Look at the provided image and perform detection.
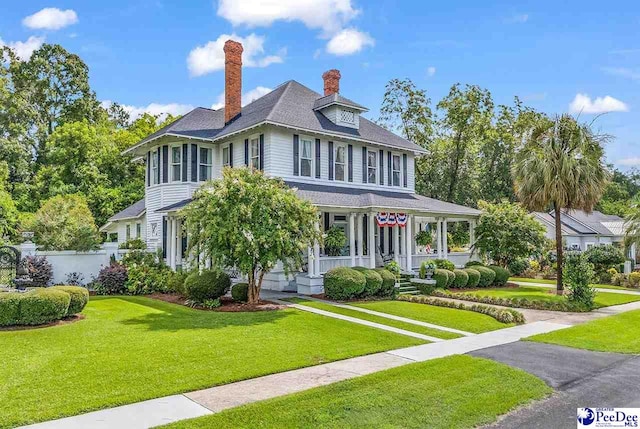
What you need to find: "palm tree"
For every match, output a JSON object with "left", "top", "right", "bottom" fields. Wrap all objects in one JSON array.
[
  {"left": 624, "top": 201, "right": 640, "bottom": 257},
  {"left": 512, "top": 114, "right": 609, "bottom": 293}
]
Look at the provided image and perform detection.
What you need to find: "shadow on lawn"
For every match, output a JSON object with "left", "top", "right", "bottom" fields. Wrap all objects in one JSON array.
[{"left": 115, "top": 296, "right": 293, "bottom": 332}]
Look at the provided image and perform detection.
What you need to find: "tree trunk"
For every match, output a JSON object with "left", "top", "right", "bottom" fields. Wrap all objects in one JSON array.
[
  {"left": 554, "top": 203, "right": 564, "bottom": 294},
  {"left": 247, "top": 271, "right": 259, "bottom": 305}
]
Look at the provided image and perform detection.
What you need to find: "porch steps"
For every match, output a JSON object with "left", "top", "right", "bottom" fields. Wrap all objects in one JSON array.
[{"left": 397, "top": 281, "right": 420, "bottom": 295}]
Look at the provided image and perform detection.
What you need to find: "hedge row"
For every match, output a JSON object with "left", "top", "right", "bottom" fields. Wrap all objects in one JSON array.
[
  {"left": 421, "top": 262, "right": 511, "bottom": 289},
  {"left": 0, "top": 286, "right": 89, "bottom": 327},
  {"left": 324, "top": 266, "right": 396, "bottom": 300},
  {"left": 430, "top": 289, "right": 587, "bottom": 312},
  {"left": 398, "top": 294, "right": 525, "bottom": 324}
]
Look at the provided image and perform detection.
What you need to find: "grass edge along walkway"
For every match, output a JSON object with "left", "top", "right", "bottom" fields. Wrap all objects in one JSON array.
[
  {"left": 511, "top": 277, "right": 640, "bottom": 293},
  {"left": 160, "top": 355, "right": 552, "bottom": 429}
]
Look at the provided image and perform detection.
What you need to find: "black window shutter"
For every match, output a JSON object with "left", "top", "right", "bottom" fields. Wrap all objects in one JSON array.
[
  {"left": 315, "top": 138, "right": 321, "bottom": 178},
  {"left": 244, "top": 139, "right": 249, "bottom": 166},
  {"left": 362, "top": 147, "right": 367, "bottom": 183},
  {"left": 229, "top": 142, "right": 233, "bottom": 166},
  {"left": 156, "top": 149, "right": 161, "bottom": 184},
  {"left": 348, "top": 144, "right": 353, "bottom": 182},
  {"left": 388, "top": 151, "right": 392, "bottom": 186},
  {"left": 259, "top": 134, "right": 265, "bottom": 170},
  {"left": 379, "top": 149, "right": 384, "bottom": 185},
  {"left": 146, "top": 151, "right": 151, "bottom": 186},
  {"left": 328, "top": 141, "right": 334, "bottom": 180},
  {"left": 162, "top": 217, "right": 167, "bottom": 259},
  {"left": 324, "top": 212, "right": 330, "bottom": 231},
  {"left": 293, "top": 134, "right": 299, "bottom": 176},
  {"left": 182, "top": 144, "right": 188, "bottom": 182},
  {"left": 162, "top": 145, "right": 168, "bottom": 183},
  {"left": 191, "top": 144, "right": 198, "bottom": 181},
  {"left": 403, "top": 154, "right": 408, "bottom": 187}
]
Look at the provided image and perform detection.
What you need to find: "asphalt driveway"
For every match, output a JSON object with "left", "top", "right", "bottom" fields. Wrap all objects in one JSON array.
[{"left": 469, "top": 341, "right": 640, "bottom": 429}]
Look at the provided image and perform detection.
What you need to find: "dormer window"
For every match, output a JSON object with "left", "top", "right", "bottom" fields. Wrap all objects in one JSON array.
[{"left": 340, "top": 110, "right": 355, "bottom": 124}]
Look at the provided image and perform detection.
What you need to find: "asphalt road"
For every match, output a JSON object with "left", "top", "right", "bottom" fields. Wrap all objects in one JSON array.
[{"left": 468, "top": 341, "right": 640, "bottom": 429}]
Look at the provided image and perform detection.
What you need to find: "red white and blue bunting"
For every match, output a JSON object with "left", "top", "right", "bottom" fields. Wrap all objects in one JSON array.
[{"left": 375, "top": 212, "right": 407, "bottom": 227}]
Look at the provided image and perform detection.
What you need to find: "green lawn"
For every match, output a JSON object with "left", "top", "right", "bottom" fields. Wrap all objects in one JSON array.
[
  {"left": 162, "top": 355, "right": 551, "bottom": 429},
  {"left": 511, "top": 277, "right": 639, "bottom": 292},
  {"left": 466, "top": 285, "right": 640, "bottom": 308},
  {"left": 528, "top": 309, "right": 640, "bottom": 353},
  {"left": 351, "top": 300, "right": 513, "bottom": 333},
  {"left": 0, "top": 296, "right": 423, "bottom": 429},
  {"left": 288, "top": 298, "right": 461, "bottom": 340}
]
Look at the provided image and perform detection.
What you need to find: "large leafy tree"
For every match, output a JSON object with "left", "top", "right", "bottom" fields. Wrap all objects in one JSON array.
[
  {"left": 184, "top": 168, "right": 322, "bottom": 304},
  {"left": 474, "top": 200, "right": 546, "bottom": 267},
  {"left": 512, "top": 114, "right": 610, "bottom": 292}
]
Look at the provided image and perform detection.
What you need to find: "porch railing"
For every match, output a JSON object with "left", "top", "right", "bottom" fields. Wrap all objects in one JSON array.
[{"left": 318, "top": 256, "right": 371, "bottom": 274}]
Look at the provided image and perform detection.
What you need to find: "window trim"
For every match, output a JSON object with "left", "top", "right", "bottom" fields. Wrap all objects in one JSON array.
[
  {"left": 391, "top": 152, "right": 402, "bottom": 187},
  {"left": 170, "top": 145, "right": 182, "bottom": 182},
  {"left": 126, "top": 224, "right": 131, "bottom": 241},
  {"left": 199, "top": 145, "right": 213, "bottom": 182},
  {"left": 367, "top": 149, "right": 377, "bottom": 184},
  {"left": 222, "top": 143, "right": 231, "bottom": 168},
  {"left": 136, "top": 223, "right": 142, "bottom": 238},
  {"left": 250, "top": 137, "right": 260, "bottom": 170},
  {"left": 151, "top": 149, "right": 159, "bottom": 185},
  {"left": 334, "top": 143, "right": 347, "bottom": 182},
  {"left": 299, "top": 137, "right": 314, "bottom": 178}
]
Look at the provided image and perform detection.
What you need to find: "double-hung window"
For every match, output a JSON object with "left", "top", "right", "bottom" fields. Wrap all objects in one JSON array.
[
  {"left": 171, "top": 147, "right": 181, "bottom": 182},
  {"left": 151, "top": 150, "right": 158, "bottom": 185},
  {"left": 367, "top": 150, "right": 377, "bottom": 184},
  {"left": 222, "top": 145, "right": 231, "bottom": 167},
  {"left": 335, "top": 145, "right": 346, "bottom": 181},
  {"left": 199, "top": 147, "right": 212, "bottom": 181},
  {"left": 126, "top": 224, "right": 131, "bottom": 241},
  {"left": 136, "top": 223, "right": 142, "bottom": 238},
  {"left": 250, "top": 138, "right": 260, "bottom": 170},
  {"left": 392, "top": 154, "right": 401, "bottom": 186},
  {"left": 300, "top": 139, "right": 313, "bottom": 177}
]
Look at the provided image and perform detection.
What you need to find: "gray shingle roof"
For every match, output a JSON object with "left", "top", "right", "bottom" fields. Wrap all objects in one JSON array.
[
  {"left": 312, "top": 93, "right": 368, "bottom": 111},
  {"left": 108, "top": 198, "right": 146, "bottom": 221},
  {"left": 126, "top": 81, "right": 424, "bottom": 154},
  {"left": 534, "top": 209, "right": 624, "bottom": 236}
]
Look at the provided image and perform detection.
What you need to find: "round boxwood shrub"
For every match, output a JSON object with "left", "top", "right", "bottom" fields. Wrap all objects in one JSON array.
[
  {"left": 231, "top": 282, "right": 249, "bottom": 302},
  {"left": 374, "top": 268, "right": 396, "bottom": 297},
  {"left": 508, "top": 259, "right": 528, "bottom": 276},
  {"left": 324, "top": 267, "right": 366, "bottom": 300},
  {"left": 465, "top": 261, "right": 484, "bottom": 268},
  {"left": 17, "top": 288, "right": 71, "bottom": 326},
  {"left": 488, "top": 266, "right": 511, "bottom": 286},
  {"left": 475, "top": 266, "right": 496, "bottom": 287},
  {"left": 433, "top": 259, "right": 456, "bottom": 271},
  {"left": 445, "top": 270, "right": 456, "bottom": 287},
  {"left": 352, "top": 267, "right": 383, "bottom": 297},
  {"left": 452, "top": 269, "right": 469, "bottom": 288},
  {"left": 464, "top": 268, "right": 481, "bottom": 288},
  {"left": 433, "top": 269, "right": 450, "bottom": 289},
  {"left": 184, "top": 270, "right": 231, "bottom": 303},
  {"left": 50, "top": 286, "right": 89, "bottom": 316}
]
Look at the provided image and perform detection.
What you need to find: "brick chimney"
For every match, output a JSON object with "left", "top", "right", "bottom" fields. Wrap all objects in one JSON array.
[
  {"left": 322, "top": 69, "right": 341, "bottom": 96},
  {"left": 224, "top": 40, "right": 243, "bottom": 123}
]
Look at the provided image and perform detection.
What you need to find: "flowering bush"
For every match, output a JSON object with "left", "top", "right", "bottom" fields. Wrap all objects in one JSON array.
[
  {"left": 24, "top": 256, "right": 53, "bottom": 287},
  {"left": 95, "top": 262, "right": 128, "bottom": 295}
]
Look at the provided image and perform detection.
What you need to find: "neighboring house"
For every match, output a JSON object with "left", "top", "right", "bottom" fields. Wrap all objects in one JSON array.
[
  {"left": 533, "top": 209, "right": 636, "bottom": 259},
  {"left": 101, "top": 199, "right": 146, "bottom": 244},
  {"left": 102, "top": 39, "right": 481, "bottom": 293}
]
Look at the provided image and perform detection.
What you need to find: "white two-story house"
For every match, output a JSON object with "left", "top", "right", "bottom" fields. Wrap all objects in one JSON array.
[{"left": 101, "top": 39, "right": 480, "bottom": 293}]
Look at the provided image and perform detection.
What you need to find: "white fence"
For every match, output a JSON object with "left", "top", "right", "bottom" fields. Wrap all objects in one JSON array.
[{"left": 18, "top": 242, "right": 128, "bottom": 285}]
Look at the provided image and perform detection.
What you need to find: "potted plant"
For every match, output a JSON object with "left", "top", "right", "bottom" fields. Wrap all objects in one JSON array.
[
  {"left": 324, "top": 226, "right": 347, "bottom": 256},
  {"left": 419, "top": 260, "right": 436, "bottom": 280},
  {"left": 415, "top": 230, "right": 432, "bottom": 247}
]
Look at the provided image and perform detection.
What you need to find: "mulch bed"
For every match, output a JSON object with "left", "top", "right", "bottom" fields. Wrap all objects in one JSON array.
[
  {"left": 0, "top": 314, "right": 85, "bottom": 332},
  {"left": 147, "top": 293, "right": 286, "bottom": 312}
]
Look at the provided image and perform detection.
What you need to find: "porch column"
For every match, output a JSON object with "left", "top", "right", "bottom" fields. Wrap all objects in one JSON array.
[
  {"left": 394, "top": 224, "right": 400, "bottom": 264},
  {"left": 313, "top": 220, "right": 321, "bottom": 277},
  {"left": 307, "top": 246, "right": 315, "bottom": 277},
  {"left": 405, "top": 214, "right": 413, "bottom": 272},
  {"left": 469, "top": 219, "right": 476, "bottom": 248},
  {"left": 166, "top": 216, "right": 173, "bottom": 267},
  {"left": 368, "top": 211, "right": 376, "bottom": 268},
  {"left": 176, "top": 218, "right": 183, "bottom": 268},
  {"left": 357, "top": 213, "right": 364, "bottom": 265},
  {"left": 442, "top": 218, "right": 448, "bottom": 260},
  {"left": 349, "top": 213, "right": 356, "bottom": 267},
  {"left": 168, "top": 218, "right": 176, "bottom": 269},
  {"left": 436, "top": 218, "right": 442, "bottom": 258}
]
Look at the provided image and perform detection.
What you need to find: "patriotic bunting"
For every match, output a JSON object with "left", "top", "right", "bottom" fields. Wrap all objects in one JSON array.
[
  {"left": 387, "top": 213, "right": 397, "bottom": 226},
  {"left": 375, "top": 212, "right": 388, "bottom": 227},
  {"left": 375, "top": 212, "right": 408, "bottom": 227},
  {"left": 396, "top": 213, "right": 407, "bottom": 227}
]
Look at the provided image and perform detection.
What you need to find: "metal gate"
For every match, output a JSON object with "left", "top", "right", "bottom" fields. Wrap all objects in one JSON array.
[{"left": 0, "top": 246, "right": 21, "bottom": 286}]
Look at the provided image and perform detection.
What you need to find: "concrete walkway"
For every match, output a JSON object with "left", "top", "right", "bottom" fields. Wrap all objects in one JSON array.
[
  {"left": 19, "top": 321, "right": 569, "bottom": 429},
  {"left": 512, "top": 280, "right": 640, "bottom": 296}
]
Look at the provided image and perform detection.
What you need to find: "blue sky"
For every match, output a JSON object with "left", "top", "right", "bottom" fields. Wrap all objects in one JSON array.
[{"left": 1, "top": 1, "right": 639, "bottom": 169}]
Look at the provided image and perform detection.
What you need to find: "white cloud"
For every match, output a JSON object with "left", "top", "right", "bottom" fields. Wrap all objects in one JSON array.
[
  {"left": 0, "top": 36, "right": 45, "bottom": 60},
  {"left": 23, "top": 8, "right": 78, "bottom": 30},
  {"left": 602, "top": 67, "right": 640, "bottom": 81},
  {"left": 101, "top": 100, "right": 194, "bottom": 121},
  {"left": 326, "top": 28, "right": 374, "bottom": 56},
  {"left": 569, "top": 93, "right": 629, "bottom": 114},
  {"left": 427, "top": 66, "right": 436, "bottom": 77},
  {"left": 217, "top": 0, "right": 359, "bottom": 35},
  {"left": 505, "top": 13, "right": 529, "bottom": 23},
  {"left": 211, "top": 86, "right": 273, "bottom": 110},
  {"left": 187, "top": 33, "right": 284, "bottom": 77},
  {"left": 617, "top": 157, "right": 640, "bottom": 166}
]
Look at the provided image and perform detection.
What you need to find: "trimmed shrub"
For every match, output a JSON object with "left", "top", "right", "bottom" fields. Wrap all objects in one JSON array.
[
  {"left": 374, "top": 268, "right": 396, "bottom": 297},
  {"left": 465, "top": 261, "right": 484, "bottom": 268},
  {"left": 231, "top": 282, "right": 249, "bottom": 302},
  {"left": 430, "top": 289, "right": 585, "bottom": 312},
  {"left": 168, "top": 270, "right": 189, "bottom": 296},
  {"left": 445, "top": 270, "right": 456, "bottom": 287},
  {"left": 452, "top": 269, "right": 469, "bottom": 288},
  {"left": 184, "top": 270, "right": 231, "bottom": 303},
  {"left": 17, "top": 288, "right": 70, "bottom": 325},
  {"left": 95, "top": 262, "right": 128, "bottom": 295},
  {"left": 24, "top": 256, "right": 53, "bottom": 287},
  {"left": 629, "top": 272, "right": 640, "bottom": 288},
  {"left": 488, "top": 266, "right": 511, "bottom": 286},
  {"left": 508, "top": 259, "right": 528, "bottom": 277},
  {"left": 433, "top": 269, "right": 450, "bottom": 289},
  {"left": 475, "top": 266, "right": 496, "bottom": 287},
  {"left": 324, "top": 267, "right": 366, "bottom": 300},
  {"left": 464, "top": 268, "right": 481, "bottom": 288},
  {"left": 352, "top": 267, "right": 383, "bottom": 297},
  {"left": 433, "top": 259, "right": 455, "bottom": 271},
  {"left": 0, "top": 293, "right": 21, "bottom": 326},
  {"left": 50, "top": 286, "right": 89, "bottom": 316}
]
